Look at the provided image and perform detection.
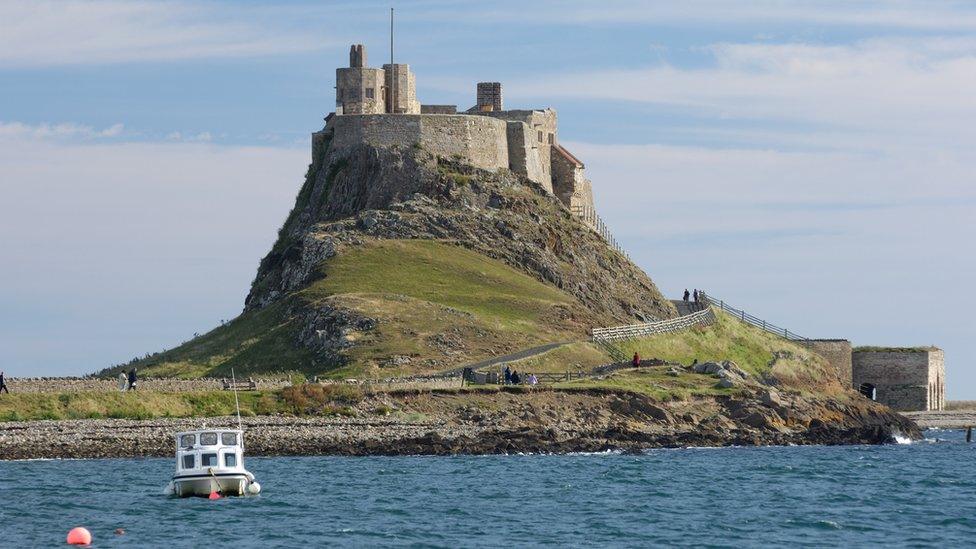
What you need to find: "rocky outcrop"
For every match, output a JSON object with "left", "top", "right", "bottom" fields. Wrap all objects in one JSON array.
[
  {"left": 246, "top": 143, "right": 675, "bottom": 326},
  {"left": 0, "top": 388, "right": 921, "bottom": 460}
]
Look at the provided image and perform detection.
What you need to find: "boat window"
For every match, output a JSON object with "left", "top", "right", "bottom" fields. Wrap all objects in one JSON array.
[
  {"left": 200, "top": 432, "right": 218, "bottom": 446},
  {"left": 221, "top": 432, "right": 238, "bottom": 446},
  {"left": 201, "top": 453, "right": 218, "bottom": 467},
  {"left": 180, "top": 434, "right": 196, "bottom": 447},
  {"left": 182, "top": 454, "right": 195, "bottom": 469},
  {"left": 224, "top": 453, "right": 237, "bottom": 467}
]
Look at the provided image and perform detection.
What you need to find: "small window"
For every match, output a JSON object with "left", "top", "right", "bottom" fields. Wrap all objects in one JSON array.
[
  {"left": 365, "top": 87, "right": 375, "bottom": 99},
  {"left": 537, "top": 130, "right": 544, "bottom": 142},
  {"left": 221, "top": 432, "right": 238, "bottom": 446},
  {"left": 201, "top": 453, "right": 218, "bottom": 467},
  {"left": 200, "top": 432, "right": 218, "bottom": 446},
  {"left": 179, "top": 434, "right": 196, "bottom": 447},
  {"left": 548, "top": 133, "right": 554, "bottom": 144},
  {"left": 182, "top": 454, "right": 195, "bottom": 469},
  {"left": 224, "top": 453, "right": 238, "bottom": 467}
]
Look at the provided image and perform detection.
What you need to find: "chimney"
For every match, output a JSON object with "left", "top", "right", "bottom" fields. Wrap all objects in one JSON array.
[
  {"left": 476, "top": 82, "right": 503, "bottom": 112},
  {"left": 349, "top": 44, "right": 366, "bottom": 68}
]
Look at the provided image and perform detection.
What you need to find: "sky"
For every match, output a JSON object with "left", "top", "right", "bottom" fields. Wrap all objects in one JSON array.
[{"left": 1, "top": 0, "right": 973, "bottom": 396}]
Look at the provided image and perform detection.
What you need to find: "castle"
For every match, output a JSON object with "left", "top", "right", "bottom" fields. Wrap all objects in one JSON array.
[{"left": 313, "top": 44, "right": 595, "bottom": 215}]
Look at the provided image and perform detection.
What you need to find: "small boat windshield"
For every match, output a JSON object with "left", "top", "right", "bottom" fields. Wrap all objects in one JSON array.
[{"left": 174, "top": 430, "right": 244, "bottom": 473}]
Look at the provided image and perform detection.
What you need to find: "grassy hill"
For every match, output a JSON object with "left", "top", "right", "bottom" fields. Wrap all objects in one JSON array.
[
  {"left": 494, "top": 310, "right": 841, "bottom": 397},
  {"left": 104, "top": 239, "right": 590, "bottom": 379}
]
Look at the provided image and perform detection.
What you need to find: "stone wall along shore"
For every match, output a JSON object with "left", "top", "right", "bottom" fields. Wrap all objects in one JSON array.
[{"left": 4, "top": 377, "right": 294, "bottom": 394}]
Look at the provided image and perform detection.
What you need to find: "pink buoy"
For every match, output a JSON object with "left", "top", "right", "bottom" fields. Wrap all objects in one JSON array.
[
  {"left": 66, "top": 527, "right": 92, "bottom": 545},
  {"left": 208, "top": 491, "right": 221, "bottom": 500}
]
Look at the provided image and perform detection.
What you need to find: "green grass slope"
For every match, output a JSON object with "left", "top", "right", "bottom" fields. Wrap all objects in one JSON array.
[
  {"left": 502, "top": 310, "right": 841, "bottom": 398},
  {"left": 106, "top": 239, "right": 589, "bottom": 379}
]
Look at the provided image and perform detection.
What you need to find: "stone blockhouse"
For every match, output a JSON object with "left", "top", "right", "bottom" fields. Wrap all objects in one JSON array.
[
  {"left": 851, "top": 348, "right": 945, "bottom": 411},
  {"left": 320, "top": 43, "right": 596, "bottom": 214}
]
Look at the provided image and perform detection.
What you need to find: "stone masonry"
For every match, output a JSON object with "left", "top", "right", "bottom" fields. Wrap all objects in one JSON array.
[
  {"left": 852, "top": 348, "right": 945, "bottom": 411},
  {"left": 801, "top": 339, "right": 853, "bottom": 388},
  {"left": 321, "top": 43, "right": 595, "bottom": 214}
]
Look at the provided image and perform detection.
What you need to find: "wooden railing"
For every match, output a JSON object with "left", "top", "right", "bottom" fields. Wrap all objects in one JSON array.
[
  {"left": 591, "top": 307, "right": 716, "bottom": 343},
  {"left": 571, "top": 205, "right": 628, "bottom": 258},
  {"left": 698, "top": 291, "right": 808, "bottom": 341}
]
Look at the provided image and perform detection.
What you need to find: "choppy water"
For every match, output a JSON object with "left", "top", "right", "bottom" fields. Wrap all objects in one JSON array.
[{"left": 1, "top": 430, "right": 974, "bottom": 547}]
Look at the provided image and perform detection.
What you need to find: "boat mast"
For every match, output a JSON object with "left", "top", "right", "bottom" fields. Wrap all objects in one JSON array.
[{"left": 231, "top": 367, "right": 243, "bottom": 433}]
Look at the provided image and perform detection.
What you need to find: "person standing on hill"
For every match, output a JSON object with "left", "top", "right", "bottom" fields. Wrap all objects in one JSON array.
[
  {"left": 683, "top": 289, "right": 690, "bottom": 301},
  {"left": 0, "top": 370, "right": 9, "bottom": 394},
  {"left": 632, "top": 352, "right": 641, "bottom": 367},
  {"left": 118, "top": 370, "right": 128, "bottom": 392},
  {"left": 504, "top": 365, "right": 512, "bottom": 385},
  {"left": 128, "top": 367, "right": 138, "bottom": 391},
  {"left": 693, "top": 289, "right": 699, "bottom": 303}
]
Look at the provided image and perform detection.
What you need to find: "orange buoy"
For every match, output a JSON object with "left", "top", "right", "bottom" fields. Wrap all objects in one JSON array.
[
  {"left": 66, "top": 527, "right": 92, "bottom": 545},
  {"left": 208, "top": 491, "right": 221, "bottom": 500}
]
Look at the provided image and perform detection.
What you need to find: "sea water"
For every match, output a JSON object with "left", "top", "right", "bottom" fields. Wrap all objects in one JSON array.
[{"left": 1, "top": 430, "right": 974, "bottom": 547}]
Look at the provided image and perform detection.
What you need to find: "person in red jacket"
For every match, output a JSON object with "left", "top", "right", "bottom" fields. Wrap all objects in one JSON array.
[{"left": 632, "top": 352, "right": 641, "bottom": 367}]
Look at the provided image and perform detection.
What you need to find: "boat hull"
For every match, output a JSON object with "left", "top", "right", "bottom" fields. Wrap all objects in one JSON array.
[{"left": 170, "top": 473, "right": 254, "bottom": 498}]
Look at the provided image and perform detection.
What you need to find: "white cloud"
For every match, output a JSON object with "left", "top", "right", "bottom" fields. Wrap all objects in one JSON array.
[
  {"left": 0, "top": 126, "right": 307, "bottom": 375},
  {"left": 0, "top": 0, "right": 329, "bottom": 67},
  {"left": 0, "top": 121, "right": 125, "bottom": 139},
  {"left": 416, "top": 0, "right": 976, "bottom": 31},
  {"left": 510, "top": 37, "right": 976, "bottom": 152}
]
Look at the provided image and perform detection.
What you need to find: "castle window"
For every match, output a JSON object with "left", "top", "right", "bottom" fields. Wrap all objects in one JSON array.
[
  {"left": 537, "top": 130, "right": 544, "bottom": 142},
  {"left": 548, "top": 133, "right": 554, "bottom": 144},
  {"left": 365, "top": 87, "right": 375, "bottom": 99}
]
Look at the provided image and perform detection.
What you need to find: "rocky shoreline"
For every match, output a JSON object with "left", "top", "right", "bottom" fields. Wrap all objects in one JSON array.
[{"left": 0, "top": 388, "right": 921, "bottom": 460}]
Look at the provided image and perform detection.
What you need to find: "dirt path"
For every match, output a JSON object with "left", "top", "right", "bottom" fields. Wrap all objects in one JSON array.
[{"left": 437, "top": 341, "right": 572, "bottom": 377}]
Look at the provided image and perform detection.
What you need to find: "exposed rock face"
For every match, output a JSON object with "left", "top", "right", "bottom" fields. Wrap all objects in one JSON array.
[
  {"left": 0, "top": 388, "right": 921, "bottom": 460},
  {"left": 246, "top": 143, "right": 675, "bottom": 326}
]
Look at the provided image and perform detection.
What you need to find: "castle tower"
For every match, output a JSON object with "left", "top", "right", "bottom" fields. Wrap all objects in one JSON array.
[
  {"left": 336, "top": 44, "right": 386, "bottom": 115},
  {"left": 476, "top": 82, "right": 503, "bottom": 112},
  {"left": 382, "top": 63, "right": 421, "bottom": 114}
]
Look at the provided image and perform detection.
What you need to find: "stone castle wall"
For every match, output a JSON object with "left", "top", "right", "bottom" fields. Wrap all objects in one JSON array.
[
  {"left": 505, "top": 121, "right": 548, "bottom": 191},
  {"left": 4, "top": 377, "right": 293, "bottom": 394},
  {"left": 330, "top": 114, "right": 510, "bottom": 174},
  {"left": 852, "top": 349, "right": 944, "bottom": 411},
  {"left": 800, "top": 339, "right": 853, "bottom": 388}
]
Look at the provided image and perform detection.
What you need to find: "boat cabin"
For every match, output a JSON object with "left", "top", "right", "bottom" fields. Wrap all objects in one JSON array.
[{"left": 174, "top": 429, "right": 246, "bottom": 474}]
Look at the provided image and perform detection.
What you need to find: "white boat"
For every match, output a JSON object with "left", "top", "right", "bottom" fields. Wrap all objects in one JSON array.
[{"left": 164, "top": 429, "right": 261, "bottom": 498}]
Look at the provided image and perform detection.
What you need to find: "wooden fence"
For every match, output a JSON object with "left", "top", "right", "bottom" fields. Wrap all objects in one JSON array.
[
  {"left": 591, "top": 307, "right": 716, "bottom": 343},
  {"left": 571, "top": 205, "right": 629, "bottom": 258},
  {"left": 698, "top": 292, "right": 808, "bottom": 341}
]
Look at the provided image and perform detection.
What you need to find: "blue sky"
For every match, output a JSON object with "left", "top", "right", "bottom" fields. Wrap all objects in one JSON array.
[{"left": 1, "top": 0, "right": 974, "bottom": 396}]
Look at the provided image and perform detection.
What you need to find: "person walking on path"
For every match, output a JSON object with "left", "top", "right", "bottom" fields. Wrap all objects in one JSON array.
[
  {"left": 632, "top": 352, "right": 641, "bottom": 367},
  {"left": 683, "top": 289, "right": 690, "bottom": 301},
  {"left": 0, "top": 370, "right": 9, "bottom": 394},
  {"left": 127, "top": 367, "right": 138, "bottom": 391},
  {"left": 504, "top": 365, "right": 512, "bottom": 385},
  {"left": 118, "top": 370, "right": 128, "bottom": 392},
  {"left": 511, "top": 370, "right": 521, "bottom": 385}
]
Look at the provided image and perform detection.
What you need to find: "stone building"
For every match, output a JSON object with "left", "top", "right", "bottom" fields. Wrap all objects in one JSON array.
[
  {"left": 320, "top": 43, "right": 596, "bottom": 215},
  {"left": 800, "top": 339, "right": 853, "bottom": 388},
  {"left": 799, "top": 339, "right": 948, "bottom": 412},
  {"left": 851, "top": 348, "right": 945, "bottom": 411},
  {"left": 335, "top": 44, "right": 420, "bottom": 115}
]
